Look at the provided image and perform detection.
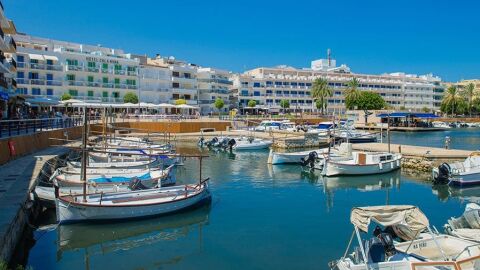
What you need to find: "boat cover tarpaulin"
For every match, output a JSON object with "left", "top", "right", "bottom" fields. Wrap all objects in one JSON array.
[
  {"left": 90, "top": 172, "right": 152, "bottom": 183},
  {"left": 350, "top": 205, "right": 429, "bottom": 233}
]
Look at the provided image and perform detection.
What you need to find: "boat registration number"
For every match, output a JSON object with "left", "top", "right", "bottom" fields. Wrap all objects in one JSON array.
[{"left": 413, "top": 242, "right": 427, "bottom": 249}]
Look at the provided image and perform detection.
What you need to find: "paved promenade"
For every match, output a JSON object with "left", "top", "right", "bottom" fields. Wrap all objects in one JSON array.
[
  {"left": 0, "top": 146, "right": 68, "bottom": 261},
  {"left": 352, "top": 143, "right": 472, "bottom": 159}
]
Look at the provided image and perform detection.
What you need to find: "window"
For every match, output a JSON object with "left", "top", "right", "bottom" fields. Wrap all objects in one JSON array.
[
  {"left": 102, "top": 91, "right": 108, "bottom": 97},
  {"left": 172, "top": 71, "right": 180, "bottom": 77},
  {"left": 102, "top": 77, "right": 108, "bottom": 83},
  {"left": 46, "top": 59, "right": 53, "bottom": 65},
  {"left": 127, "top": 66, "right": 136, "bottom": 72},
  {"left": 112, "top": 92, "right": 119, "bottom": 98},
  {"left": 126, "top": 79, "right": 136, "bottom": 85},
  {"left": 114, "top": 64, "right": 122, "bottom": 70},
  {"left": 66, "top": 74, "right": 75, "bottom": 81},
  {"left": 241, "top": 90, "right": 248, "bottom": 96},
  {"left": 68, "top": 89, "right": 78, "bottom": 96},
  {"left": 172, "top": 82, "right": 180, "bottom": 88},
  {"left": 87, "top": 62, "right": 96, "bottom": 68},
  {"left": 46, "top": 74, "right": 53, "bottom": 81},
  {"left": 66, "top": 59, "right": 78, "bottom": 66},
  {"left": 32, "top": 88, "right": 41, "bottom": 95},
  {"left": 173, "top": 94, "right": 180, "bottom": 99},
  {"left": 87, "top": 76, "right": 94, "bottom": 82},
  {"left": 184, "top": 73, "right": 191, "bottom": 79},
  {"left": 254, "top": 91, "right": 260, "bottom": 96},
  {"left": 29, "top": 72, "right": 39, "bottom": 79},
  {"left": 17, "top": 55, "right": 24, "bottom": 63},
  {"left": 87, "top": 90, "right": 94, "bottom": 97},
  {"left": 253, "top": 82, "right": 261, "bottom": 87},
  {"left": 114, "top": 78, "right": 120, "bottom": 85},
  {"left": 17, "top": 72, "right": 24, "bottom": 78},
  {"left": 102, "top": 63, "right": 108, "bottom": 70},
  {"left": 46, "top": 89, "right": 53, "bottom": 96}
]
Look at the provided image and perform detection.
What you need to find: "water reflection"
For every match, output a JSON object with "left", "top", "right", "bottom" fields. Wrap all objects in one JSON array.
[
  {"left": 432, "top": 184, "right": 480, "bottom": 203},
  {"left": 56, "top": 204, "right": 211, "bottom": 268}
]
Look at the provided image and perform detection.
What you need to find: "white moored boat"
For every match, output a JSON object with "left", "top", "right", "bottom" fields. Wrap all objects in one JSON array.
[
  {"left": 56, "top": 182, "right": 211, "bottom": 224},
  {"left": 267, "top": 148, "right": 328, "bottom": 165},
  {"left": 233, "top": 137, "right": 272, "bottom": 150},
  {"left": 67, "top": 158, "right": 159, "bottom": 169},
  {"left": 445, "top": 203, "right": 480, "bottom": 242},
  {"left": 332, "top": 205, "right": 480, "bottom": 270},
  {"left": 322, "top": 145, "right": 401, "bottom": 176},
  {"left": 53, "top": 165, "right": 174, "bottom": 188},
  {"left": 432, "top": 153, "right": 480, "bottom": 187}
]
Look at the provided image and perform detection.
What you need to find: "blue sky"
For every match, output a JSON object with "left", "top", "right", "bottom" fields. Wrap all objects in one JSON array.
[{"left": 5, "top": 0, "right": 479, "bottom": 81}]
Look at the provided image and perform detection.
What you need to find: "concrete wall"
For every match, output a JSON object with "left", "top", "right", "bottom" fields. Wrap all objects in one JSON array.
[{"left": 0, "top": 127, "right": 83, "bottom": 165}]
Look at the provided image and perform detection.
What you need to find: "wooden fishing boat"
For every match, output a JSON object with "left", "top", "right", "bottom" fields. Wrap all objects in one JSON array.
[
  {"left": 322, "top": 151, "right": 402, "bottom": 176},
  {"left": 56, "top": 181, "right": 211, "bottom": 224}
]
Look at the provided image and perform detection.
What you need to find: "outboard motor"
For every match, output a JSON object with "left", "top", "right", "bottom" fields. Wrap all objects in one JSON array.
[
  {"left": 433, "top": 163, "right": 451, "bottom": 185},
  {"left": 300, "top": 151, "right": 319, "bottom": 169},
  {"left": 377, "top": 233, "right": 396, "bottom": 257},
  {"left": 206, "top": 137, "right": 219, "bottom": 147},
  {"left": 219, "top": 137, "right": 229, "bottom": 149},
  {"left": 227, "top": 138, "right": 236, "bottom": 151},
  {"left": 128, "top": 178, "right": 149, "bottom": 190},
  {"left": 198, "top": 137, "right": 205, "bottom": 147}
]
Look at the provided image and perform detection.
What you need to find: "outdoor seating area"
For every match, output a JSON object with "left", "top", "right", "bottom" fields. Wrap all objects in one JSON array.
[{"left": 377, "top": 112, "right": 439, "bottom": 128}]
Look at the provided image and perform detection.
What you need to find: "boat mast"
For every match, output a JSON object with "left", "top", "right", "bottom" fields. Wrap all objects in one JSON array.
[{"left": 81, "top": 107, "right": 88, "bottom": 202}]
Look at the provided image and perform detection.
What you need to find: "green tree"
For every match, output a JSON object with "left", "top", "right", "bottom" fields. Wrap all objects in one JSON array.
[
  {"left": 247, "top": 100, "right": 256, "bottom": 107},
  {"left": 463, "top": 83, "right": 477, "bottom": 117},
  {"left": 344, "top": 77, "right": 361, "bottom": 110},
  {"left": 355, "top": 91, "right": 386, "bottom": 110},
  {"left": 123, "top": 92, "right": 139, "bottom": 104},
  {"left": 279, "top": 99, "right": 290, "bottom": 113},
  {"left": 175, "top": 99, "right": 187, "bottom": 105},
  {"left": 61, "top": 93, "right": 72, "bottom": 101},
  {"left": 214, "top": 98, "right": 225, "bottom": 113},
  {"left": 311, "top": 77, "right": 332, "bottom": 114},
  {"left": 422, "top": 107, "right": 431, "bottom": 113},
  {"left": 441, "top": 85, "right": 464, "bottom": 116}
]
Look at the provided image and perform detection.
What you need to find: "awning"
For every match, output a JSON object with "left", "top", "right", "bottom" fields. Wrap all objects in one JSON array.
[
  {"left": 156, "top": 103, "right": 176, "bottom": 108},
  {"left": 25, "top": 97, "right": 60, "bottom": 106},
  {"left": 350, "top": 205, "right": 429, "bottom": 233},
  {"left": 43, "top": 55, "right": 59, "bottom": 61},
  {"left": 377, "top": 112, "right": 439, "bottom": 119},
  {"left": 28, "top": 54, "right": 45, "bottom": 61},
  {"left": 176, "top": 104, "right": 199, "bottom": 109}
]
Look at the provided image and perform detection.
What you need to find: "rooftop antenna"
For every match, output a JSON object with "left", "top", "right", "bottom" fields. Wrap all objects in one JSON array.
[{"left": 327, "top": 48, "right": 331, "bottom": 67}]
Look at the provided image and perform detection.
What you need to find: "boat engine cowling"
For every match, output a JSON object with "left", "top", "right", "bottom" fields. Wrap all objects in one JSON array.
[
  {"left": 129, "top": 178, "right": 149, "bottom": 190},
  {"left": 227, "top": 138, "right": 236, "bottom": 150},
  {"left": 433, "top": 163, "right": 451, "bottom": 185},
  {"left": 300, "top": 151, "right": 318, "bottom": 169},
  {"left": 206, "top": 137, "right": 219, "bottom": 147}
]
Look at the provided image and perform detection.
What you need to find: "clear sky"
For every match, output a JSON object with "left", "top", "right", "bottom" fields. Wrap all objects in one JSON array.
[{"left": 5, "top": 0, "right": 479, "bottom": 82}]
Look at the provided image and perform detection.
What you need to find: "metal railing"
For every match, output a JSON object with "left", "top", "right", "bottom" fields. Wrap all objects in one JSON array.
[{"left": 0, "top": 116, "right": 98, "bottom": 138}]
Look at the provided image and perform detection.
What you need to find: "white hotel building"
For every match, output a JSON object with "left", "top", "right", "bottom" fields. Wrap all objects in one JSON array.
[
  {"left": 197, "top": 67, "right": 232, "bottom": 114},
  {"left": 14, "top": 34, "right": 139, "bottom": 103},
  {"left": 234, "top": 59, "right": 444, "bottom": 113}
]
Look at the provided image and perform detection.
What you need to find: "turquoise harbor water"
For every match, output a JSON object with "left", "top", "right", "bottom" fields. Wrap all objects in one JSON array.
[{"left": 26, "top": 129, "right": 480, "bottom": 270}]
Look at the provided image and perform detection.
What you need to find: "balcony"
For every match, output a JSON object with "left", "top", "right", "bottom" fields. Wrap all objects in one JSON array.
[
  {"left": 46, "top": 80, "right": 62, "bottom": 86},
  {"left": 87, "top": 67, "right": 99, "bottom": 73},
  {"left": 101, "top": 69, "right": 110, "bottom": 74},
  {"left": 66, "top": 80, "right": 84, "bottom": 86},
  {"left": 114, "top": 70, "right": 125, "bottom": 75},
  {"left": 16, "top": 78, "right": 27, "bottom": 85},
  {"left": 86, "top": 82, "right": 100, "bottom": 87},
  {"left": 66, "top": 65, "right": 83, "bottom": 71},
  {"left": 127, "top": 85, "right": 137, "bottom": 89},
  {"left": 30, "top": 63, "right": 45, "bottom": 70},
  {"left": 46, "top": 64, "right": 63, "bottom": 71},
  {"left": 127, "top": 71, "right": 137, "bottom": 76},
  {"left": 102, "top": 83, "right": 114, "bottom": 88},
  {"left": 17, "top": 62, "right": 25, "bottom": 68},
  {"left": 30, "top": 79, "right": 45, "bottom": 85}
]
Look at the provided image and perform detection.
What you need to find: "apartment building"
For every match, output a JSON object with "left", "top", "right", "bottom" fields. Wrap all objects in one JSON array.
[
  {"left": 136, "top": 55, "right": 171, "bottom": 104},
  {"left": 233, "top": 58, "right": 443, "bottom": 113},
  {"left": 15, "top": 34, "right": 139, "bottom": 103},
  {"left": 0, "top": 1, "right": 17, "bottom": 119},
  {"left": 197, "top": 67, "right": 232, "bottom": 114}
]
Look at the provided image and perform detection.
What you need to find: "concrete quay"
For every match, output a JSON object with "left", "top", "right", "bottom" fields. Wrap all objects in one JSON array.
[
  {"left": 0, "top": 146, "right": 68, "bottom": 263},
  {"left": 352, "top": 143, "right": 472, "bottom": 159}
]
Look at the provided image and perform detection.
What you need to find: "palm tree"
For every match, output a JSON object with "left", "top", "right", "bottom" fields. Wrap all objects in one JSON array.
[
  {"left": 442, "top": 85, "right": 463, "bottom": 116},
  {"left": 344, "top": 77, "right": 361, "bottom": 110},
  {"left": 463, "top": 83, "right": 477, "bottom": 117},
  {"left": 311, "top": 77, "right": 332, "bottom": 114}
]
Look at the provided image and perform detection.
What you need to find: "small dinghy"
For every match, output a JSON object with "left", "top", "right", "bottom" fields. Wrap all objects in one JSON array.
[
  {"left": 233, "top": 137, "right": 272, "bottom": 150},
  {"left": 56, "top": 181, "right": 211, "bottom": 224},
  {"left": 445, "top": 203, "right": 480, "bottom": 242},
  {"left": 433, "top": 153, "right": 480, "bottom": 187}
]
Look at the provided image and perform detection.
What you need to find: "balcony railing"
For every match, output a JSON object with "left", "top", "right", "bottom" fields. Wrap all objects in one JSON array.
[
  {"left": 66, "top": 80, "right": 84, "bottom": 86},
  {"left": 102, "top": 83, "right": 114, "bottom": 88},
  {"left": 30, "top": 63, "right": 45, "bottom": 70},
  {"left": 30, "top": 79, "right": 45, "bottom": 85},
  {"left": 127, "top": 85, "right": 137, "bottom": 89},
  {"left": 66, "top": 65, "right": 84, "bottom": 71},
  {"left": 17, "top": 78, "right": 27, "bottom": 84},
  {"left": 114, "top": 70, "right": 125, "bottom": 75},
  {"left": 86, "top": 82, "right": 100, "bottom": 87},
  {"left": 17, "top": 62, "right": 25, "bottom": 68},
  {"left": 127, "top": 71, "right": 137, "bottom": 76},
  {"left": 46, "top": 64, "right": 63, "bottom": 71},
  {"left": 101, "top": 69, "right": 109, "bottom": 74},
  {"left": 87, "top": 67, "right": 99, "bottom": 73},
  {"left": 46, "top": 80, "right": 62, "bottom": 86}
]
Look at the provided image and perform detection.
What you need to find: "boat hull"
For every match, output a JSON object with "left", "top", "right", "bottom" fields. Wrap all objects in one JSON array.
[
  {"left": 449, "top": 173, "right": 480, "bottom": 187},
  {"left": 323, "top": 159, "right": 401, "bottom": 176},
  {"left": 56, "top": 185, "right": 211, "bottom": 224}
]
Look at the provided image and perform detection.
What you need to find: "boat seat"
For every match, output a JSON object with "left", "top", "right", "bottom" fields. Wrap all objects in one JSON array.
[{"left": 365, "top": 237, "right": 386, "bottom": 263}]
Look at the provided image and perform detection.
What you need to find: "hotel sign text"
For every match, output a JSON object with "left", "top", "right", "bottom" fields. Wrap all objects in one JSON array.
[{"left": 86, "top": 57, "right": 119, "bottom": 64}]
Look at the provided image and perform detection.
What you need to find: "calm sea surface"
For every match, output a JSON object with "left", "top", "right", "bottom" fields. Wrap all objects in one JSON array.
[{"left": 26, "top": 129, "right": 480, "bottom": 270}]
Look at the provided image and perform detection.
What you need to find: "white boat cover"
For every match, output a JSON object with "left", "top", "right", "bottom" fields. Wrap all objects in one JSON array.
[{"left": 350, "top": 205, "right": 429, "bottom": 233}]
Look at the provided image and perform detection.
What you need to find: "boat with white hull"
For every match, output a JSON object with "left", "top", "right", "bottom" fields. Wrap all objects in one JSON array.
[
  {"left": 322, "top": 151, "right": 401, "bottom": 176},
  {"left": 268, "top": 148, "right": 328, "bottom": 164},
  {"left": 445, "top": 203, "right": 480, "bottom": 242},
  {"left": 233, "top": 137, "right": 272, "bottom": 150},
  {"left": 332, "top": 205, "right": 480, "bottom": 270},
  {"left": 433, "top": 154, "right": 480, "bottom": 187},
  {"left": 53, "top": 165, "right": 174, "bottom": 188},
  {"left": 56, "top": 182, "right": 211, "bottom": 224},
  {"left": 67, "top": 158, "right": 159, "bottom": 169}
]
